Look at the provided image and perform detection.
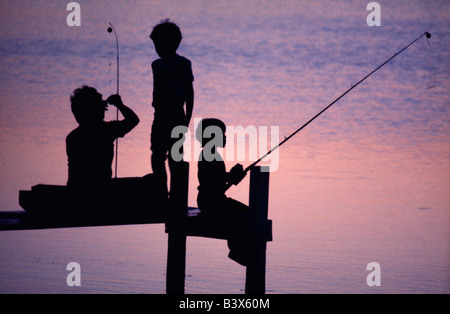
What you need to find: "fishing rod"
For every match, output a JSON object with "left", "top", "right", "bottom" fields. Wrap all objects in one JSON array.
[
  {"left": 227, "top": 31, "right": 431, "bottom": 190},
  {"left": 107, "top": 23, "right": 120, "bottom": 178}
]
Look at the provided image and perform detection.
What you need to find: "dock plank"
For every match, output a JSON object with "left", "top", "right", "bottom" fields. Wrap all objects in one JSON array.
[{"left": 0, "top": 210, "right": 167, "bottom": 231}]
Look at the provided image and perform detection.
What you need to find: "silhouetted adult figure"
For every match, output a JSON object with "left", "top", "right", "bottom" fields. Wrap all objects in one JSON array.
[
  {"left": 149, "top": 19, "right": 194, "bottom": 198},
  {"left": 66, "top": 85, "right": 139, "bottom": 189}
]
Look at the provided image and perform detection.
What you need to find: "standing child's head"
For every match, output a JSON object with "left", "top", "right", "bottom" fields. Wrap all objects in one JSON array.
[{"left": 150, "top": 19, "right": 182, "bottom": 59}]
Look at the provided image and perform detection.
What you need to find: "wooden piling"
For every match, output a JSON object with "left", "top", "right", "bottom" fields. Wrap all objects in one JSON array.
[
  {"left": 166, "top": 161, "right": 189, "bottom": 294},
  {"left": 245, "top": 166, "right": 270, "bottom": 294},
  {"left": 165, "top": 164, "right": 271, "bottom": 294}
]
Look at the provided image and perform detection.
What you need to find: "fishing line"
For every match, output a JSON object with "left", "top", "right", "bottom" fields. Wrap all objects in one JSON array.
[
  {"left": 107, "top": 23, "right": 120, "bottom": 178},
  {"left": 425, "top": 33, "right": 437, "bottom": 90},
  {"left": 225, "top": 31, "right": 432, "bottom": 191}
]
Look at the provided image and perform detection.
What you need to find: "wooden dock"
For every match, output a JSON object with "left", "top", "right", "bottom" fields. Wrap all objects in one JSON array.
[{"left": 0, "top": 164, "right": 272, "bottom": 294}]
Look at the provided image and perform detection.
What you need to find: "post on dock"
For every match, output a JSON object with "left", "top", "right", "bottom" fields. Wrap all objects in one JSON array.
[
  {"left": 245, "top": 166, "right": 270, "bottom": 294},
  {"left": 166, "top": 161, "right": 189, "bottom": 294}
]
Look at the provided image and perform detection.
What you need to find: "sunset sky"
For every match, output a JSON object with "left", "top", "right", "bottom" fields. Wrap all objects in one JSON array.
[{"left": 0, "top": 0, "right": 448, "bottom": 293}]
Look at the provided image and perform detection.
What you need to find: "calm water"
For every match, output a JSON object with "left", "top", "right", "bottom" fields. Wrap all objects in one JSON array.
[{"left": 0, "top": 0, "right": 449, "bottom": 293}]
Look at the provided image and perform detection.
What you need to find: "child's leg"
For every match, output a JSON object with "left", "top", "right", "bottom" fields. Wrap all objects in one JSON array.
[
  {"left": 151, "top": 150, "right": 168, "bottom": 190},
  {"left": 167, "top": 130, "right": 184, "bottom": 189},
  {"left": 150, "top": 118, "right": 170, "bottom": 196},
  {"left": 223, "top": 197, "right": 249, "bottom": 214},
  {"left": 223, "top": 198, "right": 250, "bottom": 266},
  {"left": 150, "top": 108, "right": 185, "bottom": 190}
]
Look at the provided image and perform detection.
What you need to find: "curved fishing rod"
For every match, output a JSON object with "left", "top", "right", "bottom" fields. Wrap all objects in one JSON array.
[
  {"left": 108, "top": 23, "right": 120, "bottom": 178},
  {"left": 227, "top": 31, "right": 431, "bottom": 191}
]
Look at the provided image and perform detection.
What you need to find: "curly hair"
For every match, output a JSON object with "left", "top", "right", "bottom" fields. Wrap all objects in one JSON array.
[
  {"left": 70, "top": 85, "right": 106, "bottom": 124},
  {"left": 149, "top": 19, "right": 183, "bottom": 50}
]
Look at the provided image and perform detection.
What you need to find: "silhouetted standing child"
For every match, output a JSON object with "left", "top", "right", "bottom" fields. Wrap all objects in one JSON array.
[
  {"left": 66, "top": 85, "right": 139, "bottom": 189},
  {"left": 149, "top": 19, "right": 194, "bottom": 197},
  {"left": 196, "top": 118, "right": 250, "bottom": 266}
]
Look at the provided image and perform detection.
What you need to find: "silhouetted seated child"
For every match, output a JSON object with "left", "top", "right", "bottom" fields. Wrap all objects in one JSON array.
[
  {"left": 196, "top": 118, "right": 250, "bottom": 266},
  {"left": 66, "top": 85, "right": 139, "bottom": 190}
]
